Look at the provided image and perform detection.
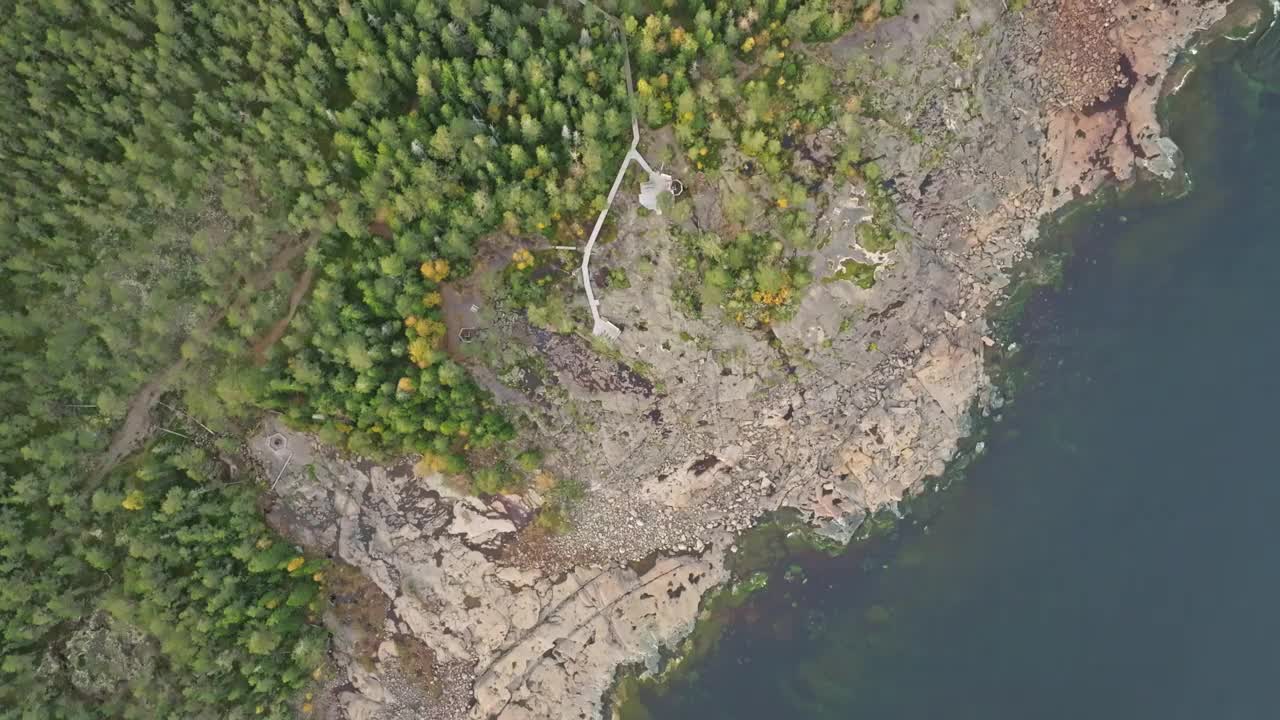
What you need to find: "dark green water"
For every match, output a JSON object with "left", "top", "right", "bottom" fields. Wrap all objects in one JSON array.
[{"left": 626, "top": 18, "right": 1280, "bottom": 720}]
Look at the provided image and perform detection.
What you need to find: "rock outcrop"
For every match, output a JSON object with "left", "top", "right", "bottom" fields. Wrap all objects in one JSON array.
[
  {"left": 254, "top": 0, "right": 1230, "bottom": 717},
  {"left": 255, "top": 426, "right": 728, "bottom": 720}
]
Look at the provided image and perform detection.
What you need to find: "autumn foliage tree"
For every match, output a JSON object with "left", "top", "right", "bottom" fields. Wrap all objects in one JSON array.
[{"left": 0, "top": 0, "right": 891, "bottom": 712}]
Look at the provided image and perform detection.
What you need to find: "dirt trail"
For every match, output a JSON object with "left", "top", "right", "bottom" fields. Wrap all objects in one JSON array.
[
  {"left": 440, "top": 282, "right": 480, "bottom": 360},
  {"left": 250, "top": 264, "right": 316, "bottom": 365},
  {"left": 92, "top": 234, "right": 316, "bottom": 484}
]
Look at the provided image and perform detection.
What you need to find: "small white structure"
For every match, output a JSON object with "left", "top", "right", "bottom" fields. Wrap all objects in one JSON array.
[{"left": 639, "top": 171, "right": 675, "bottom": 213}]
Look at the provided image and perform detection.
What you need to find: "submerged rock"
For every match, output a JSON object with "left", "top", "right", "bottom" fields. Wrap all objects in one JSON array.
[{"left": 815, "top": 511, "right": 868, "bottom": 546}]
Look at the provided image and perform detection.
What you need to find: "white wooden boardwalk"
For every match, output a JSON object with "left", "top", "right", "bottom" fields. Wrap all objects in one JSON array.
[{"left": 574, "top": 0, "right": 672, "bottom": 340}]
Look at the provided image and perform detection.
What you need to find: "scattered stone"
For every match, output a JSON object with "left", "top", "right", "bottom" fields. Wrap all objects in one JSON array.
[{"left": 250, "top": 1, "right": 1226, "bottom": 717}]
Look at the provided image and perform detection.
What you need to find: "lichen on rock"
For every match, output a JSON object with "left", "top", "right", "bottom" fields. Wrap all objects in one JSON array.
[{"left": 253, "top": 0, "right": 1230, "bottom": 717}]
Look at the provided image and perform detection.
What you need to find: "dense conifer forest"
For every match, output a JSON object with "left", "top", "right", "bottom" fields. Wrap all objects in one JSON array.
[{"left": 0, "top": 0, "right": 891, "bottom": 714}]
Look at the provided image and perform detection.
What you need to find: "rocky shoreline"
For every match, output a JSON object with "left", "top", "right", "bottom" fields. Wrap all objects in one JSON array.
[{"left": 254, "top": 1, "right": 1236, "bottom": 718}]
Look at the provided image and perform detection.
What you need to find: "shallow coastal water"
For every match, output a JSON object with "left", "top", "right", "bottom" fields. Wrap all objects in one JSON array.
[{"left": 624, "top": 20, "right": 1280, "bottom": 720}]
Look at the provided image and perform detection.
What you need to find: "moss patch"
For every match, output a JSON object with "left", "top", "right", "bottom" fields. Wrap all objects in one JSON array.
[{"left": 827, "top": 259, "right": 877, "bottom": 288}]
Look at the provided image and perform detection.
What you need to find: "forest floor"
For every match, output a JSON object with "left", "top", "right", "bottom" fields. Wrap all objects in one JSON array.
[
  {"left": 94, "top": 232, "right": 315, "bottom": 483},
  {"left": 251, "top": 264, "right": 317, "bottom": 365},
  {"left": 441, "top": 255, "right": 504, "bottom": 361}
]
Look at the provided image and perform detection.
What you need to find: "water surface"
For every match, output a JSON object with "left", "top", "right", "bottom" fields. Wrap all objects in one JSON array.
[{"left": 627, "top": 19, "right": 1280, "bottom": 720}]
